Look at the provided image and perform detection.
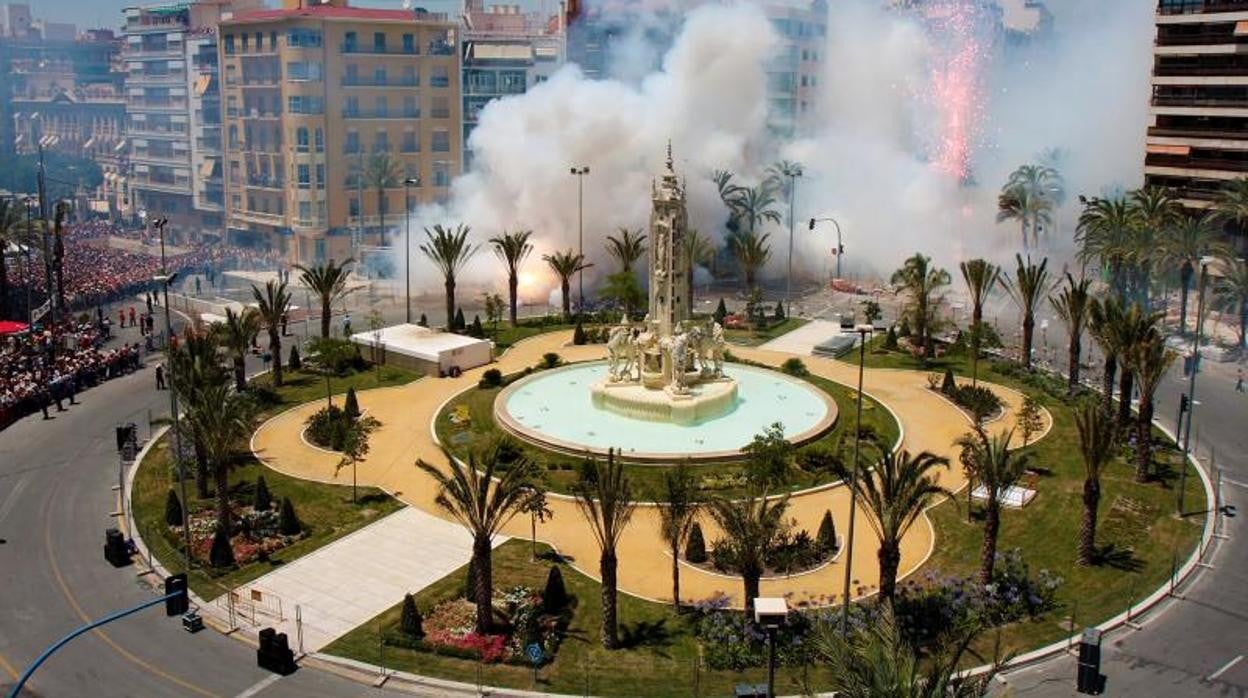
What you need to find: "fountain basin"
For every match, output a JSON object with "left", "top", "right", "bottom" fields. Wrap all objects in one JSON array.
[{"left": 591, "top": 375, "right": 739, "bottom": 425}]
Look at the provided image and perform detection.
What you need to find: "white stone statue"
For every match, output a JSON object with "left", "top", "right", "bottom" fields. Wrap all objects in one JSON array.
[
  {"left": 606, "top": 319, "right": 637, "bottom": 382},
  {"left": 664, "top": 326, "right": 691, "bottom": 394},
  {"left": 710, "top": 321, "right": 726, "bottom": 377}
]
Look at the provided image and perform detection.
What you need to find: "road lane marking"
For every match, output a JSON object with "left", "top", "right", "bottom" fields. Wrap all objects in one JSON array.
[
  {"left": 234, "top": 673, "right": 282, "bottom": 698},
  {"left": 0, "top": 649, "right": 19, "bottom": 679},
  {"left": 1207, "top": 654, "right": 1243, "bottom": 682},
  {"left": 40, "top": 478, "right": 220, "bottom": 698},
  {"left": 1222, "top": 477, "right": 1248, "bottom": 490},
  {"left": 0, "top": 476, "right": 28, "bottom": 525}
]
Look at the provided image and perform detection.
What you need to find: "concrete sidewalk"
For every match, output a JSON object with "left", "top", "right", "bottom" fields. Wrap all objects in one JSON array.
[
  {"left": 229, "top": 507, "right": 506, "bottom": 652},
  {"left": 758, "top": 319, "right": 844, "bottom": 355}
]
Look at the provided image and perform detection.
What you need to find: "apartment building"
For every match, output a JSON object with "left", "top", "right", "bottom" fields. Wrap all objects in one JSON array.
[
  {"left": 219, "top": 0, "right": 462, "bottom": 264},
  {"left": 122, "top": 0, "right": 260, "bottom": 237},
  {"left": 764, "top": 0, "right": 828, "bottom": 137},
  {"left": 1145, "top": 0, "right": 1248, "bottom": 230}
]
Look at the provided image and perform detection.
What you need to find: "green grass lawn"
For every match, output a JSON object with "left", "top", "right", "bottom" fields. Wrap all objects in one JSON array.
[
  {"left": 723, "top": 316, "right": 810, "bottom": 347},
  {"left": 855, "top": 336, "right": 1207, "bottom": 660},
  {"left": 436, "top": 364, "right": 901, "bottom": 501},
  {"left": 324, "top": 539, "right": 837, "bottom": 697},
  {"left": 131, "top": 366, "right": 419, "bottom": 601}
]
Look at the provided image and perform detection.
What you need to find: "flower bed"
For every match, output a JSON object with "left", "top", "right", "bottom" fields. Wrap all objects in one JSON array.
[
  {"left": 702, "top": 522, "right": 835, "bottom": 578},
  {"left": 181, "top": 504, "right": 304, "bottom": 566}
]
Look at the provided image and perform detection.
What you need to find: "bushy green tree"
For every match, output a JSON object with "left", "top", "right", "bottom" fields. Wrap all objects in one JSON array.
[
  {"left": 741, "top": 422, "right": 794, "bottom": 488},
  {"left": 279, "top": 497, "right": 301, "bottom": 535},
  {"left": 164, "top": 489, "right": 183, "bottom": 528},
  {"left": 253, "top": 475, "right": 272, "bottom": 512},
  {"left": 884, "top": 326, "right": 898, "bottom": 350},
  {"left": 469, "top": 314, "right": 484, "bottom": 338},
  {"left": 685, "top": 522, "right": 707, "bottom": 563},
  {"left": 773, "top": 300, "right": 786, "bottom": 321}
]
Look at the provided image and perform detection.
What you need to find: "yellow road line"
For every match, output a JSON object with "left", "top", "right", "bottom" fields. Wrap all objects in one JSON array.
[{"left": 0, "top": 648, "right": 19, "bottom": 680}]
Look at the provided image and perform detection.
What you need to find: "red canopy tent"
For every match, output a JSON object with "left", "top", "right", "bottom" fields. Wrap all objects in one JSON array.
[{"left": 0, "top": 320, "right": 30, "bottom": 335}]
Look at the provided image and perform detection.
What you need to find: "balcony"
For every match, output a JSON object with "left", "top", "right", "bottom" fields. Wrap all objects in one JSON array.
[
  {"left": 132, "top": 177, "right": 192, "bottom": 195},
  {"left": 244, "top": 177, "right": 286, "bottom": 190},
  {"left": 239, "top": 78, "right": 282, "bottom": 89},
  {"left": 1155, "top": 28, "right": 1246, "bottom": 47},
  {"left": 341, "top": 77, "right": 420, "bottom": 88},
  {"left": 1146, "top": 152, "right": 1248, "bottom": 172},
  {"left": 1158, "top": 1, "right": 1248, "bottom": 16},
  {"left": 127, "top": 125, "right": 189, "bottom": 138},
  {"left": 229, "top": 109, "right": 283, "bottom": 120},
  {"left": 1153, "top": 94, "right": 1248, "bottom": 108},
  {"left": 131, "top": 151, "right": 190, "bottom": 166},
  {"left": 341, "top": 109, "right": 419, "bottom": 120},
  {"left": 1155, "top": 63, "right": 1248, "bottom": 77},
  {"left": 235, "top": 209, "right": 285, "bottom": 225},
  {"left": 127, "top": 98, "right": 189, "bottom": 112},
  {"left": 339, "top": 44, "right": 419, "bottom": 56},
  {"left": 128, "top": 72, "right": 187, "bottom": 85},
  {"left": 430, "top": 77, "right": 450, "bottom": 88}
]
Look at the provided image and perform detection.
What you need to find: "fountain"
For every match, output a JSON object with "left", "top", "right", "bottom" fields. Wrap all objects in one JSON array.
[{"left": 493, "top": 146, "right": 836, "bottom": 463}]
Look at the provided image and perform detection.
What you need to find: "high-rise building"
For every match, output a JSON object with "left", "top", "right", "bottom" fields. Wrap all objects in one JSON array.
[
  {"left": 218, "top": 0, "right": 462, "bottom": 264},
  {"left": 2, "top": 4, "right": 33, "bottom": 38},
  {"left": 1145, "top": 0, "right": 1248, "bottom": 228},
  {"left": 764, "top": 0, "right": 827, "bottom": 137},
  {"left": 122, "top": 0, "right": 262, "bottom": 237}
]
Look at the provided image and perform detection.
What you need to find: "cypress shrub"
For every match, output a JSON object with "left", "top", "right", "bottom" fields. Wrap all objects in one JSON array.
[
  {"left": 164, "top": 488, "right": 183, "bottom": 528},
  {"left": 542, "top": 566, "right": 569, "bottom": 613},
  {"left": 714, "top": 298, "right": 728, "bottom": 325},
  {"left": 773, "top": 301, "right": 785, "bottom": 321},
  {"left": 816, "top": 510, "right": 837, "bottom": 554},
  {"left": 685, "top": 522, "right": 708, "bottom": 563},
  {"left": 470, "top": 315, "right": 484, "bottom": 338},
  {"left": 941, "top": 368, "right": 957, "bottom": 395},
  {"left": 209, "top": 525, "right": 235, "bottom": 568},
  {"left": 453, "top": 307, "right": 466, "bottom": 331},
  {"left": 418, "top": 313, "right": 428, "bottom": 327},
  {"left": 253, "top": 475, "right": 272, "bottom": 512},
  {"left": 279, "top": 497, "right": 301, "bottom": 535},
  {"left": 344, "top": 387, "right": 361, "bottom": 421},
  {"left": 572, "top": 320, "right": 587, "bottom": 346},
  {"left": 400, "top": 593, "right": 424, "bottom": 640},
  {"left": 288, "top": 345, "right": 302, "bottom": 370},
  {"left": 884, "top": 326, "right": 898, "bottom": 350}
]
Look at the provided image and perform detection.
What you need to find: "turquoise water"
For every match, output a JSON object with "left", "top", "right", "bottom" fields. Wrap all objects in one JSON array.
[{"left": 501, "top": 362, "right": 832, "bottom": 457}]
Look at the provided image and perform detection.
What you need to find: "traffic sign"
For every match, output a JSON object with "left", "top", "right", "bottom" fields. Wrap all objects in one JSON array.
[{"left": 526, "top": 642, "right": 543, "bottom": 665}]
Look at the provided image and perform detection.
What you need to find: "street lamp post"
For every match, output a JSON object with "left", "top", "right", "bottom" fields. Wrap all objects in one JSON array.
[
  {"left": 1178, "top": 256, "right": 1218, "bottom": 516},
  {"left": 22, "top": 197, "right": 35, "bottom": 326},
  {"left": 402, "top": 177, "right": 420, "bottom": 325},
  {"left": 782, "top": 164, "right": 802, "bottom": 318},
  {"left": 754, "top": 598, "right": 788, "bottom": 698},
  {"left": 841, "top": 324, "right": 873, "bottom": 635},
  {"left": 569, "top": 166, "right": 589, "bottom": 318},
  {"left": 152, "top": 216, "right": 192, "bottom": 571},
  {"left": 808, "top": 217, "right": 844, "bottom": 281}
]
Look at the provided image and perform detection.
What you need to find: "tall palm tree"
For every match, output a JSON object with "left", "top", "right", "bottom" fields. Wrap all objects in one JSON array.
[
  {"left": 420, "top": 224, "right": 478, "bottom": 329},
  {"left": 959, "top": 259, "right": 1000, "bottom": 386},
  {"left": 1113, "top": 303, "right": 1164, "bottom": 433},
  {"left": 418, "top": 440, "right": 540, "bottom": 635},
  {"left": 296, "top": 258, "right": 355, "bottom": 338},
  {"left": 488, "top": 230, "right": 533, "bottom": 327},
  {"left": 1003, "top": 163, "right": 1063, "bottom": 250},
  {"left": 543, "top": 249, "right": 590, "bottom": 322},
  {"left": 891, "top": 253, "right": 951, "bottom": 358},
  {"left": 996, "top": 185, "right": 1033, "bottom": 252},
  {"left": 219, "top": 307, "right": 260, "bottom": 392},
  {"left": 838, "top": 449, "right": 951, "bottom": 602},
  {"left": 1129, "top": 331, "right": 1176, "bottom": 482},
  {"left": 1214, "top": 256, "right": 1248, "bottom": 348},
  {"left": 1156, "top": 214, "right": 1225, "bottom": 335},
  {"left": 684, "top": 228, "right": 715, "bottom": 304},
  {"left": 729, "top": 231, "right": 772, "bottom": 291},
  {"left": 1050, "top": 273, "right": 1093, "bottom": 394},
  {"left": 955, "top": 428, "right": 1032, "bottom": 585},
  {"left": 1074, "top": 401, "right": 1116, "bottom": 566},
  {"left": 168, "top": 326, "right": 229, "bottom": 499},
  {"left": 605, "top": 227, "right": 647, "bottom": 275},
  {"left": 357, "top": 153, "right": 402, "bottom": 244},
  {"left": 252, "top": 279, "right": 292, "bottom": 387},
  {"left": 712, "top": 169, "right": 744, "bottom": 232},
  {"left": 1212, "top": 176, "right": 1248, "bottom": 235},
  {"left": 1087, "top": 296, "right": 1124, "bottom": 416},
  {"left": 572, "top": 449, "right": 637, "bottom": 649},
  {"left": 1077, "top": 196, "right": 1138, "bottom": 301},
  {"left": 1003, "top": 254, "right": 1051, "bottom": 371},
  {"left": 729, "top": 184, "right": 782, "bottom": 237},
  {"left": 658, "top": 463, "right": 700, "bottom": 610},
  {"left": 706, "top": 490, "right": 789, "bottom": 618},
  {"left": 1128, "top": 186, "right": 1183, "bottom": 307},
  {"left": 185, "top": 381, "right": 255, "bottom": 547}
]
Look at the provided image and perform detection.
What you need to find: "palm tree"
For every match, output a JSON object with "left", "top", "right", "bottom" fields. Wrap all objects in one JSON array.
[
  {"left": 572, "top": 449, "right": 637, "bottom": 649},
  {"left": 955, "top": 429, "right": 1032, "bottom": 585},
  {"left": 729, "top": 184, "right": 782, "bottom": 237},
  {"left": 1128, "top": 186, "right": 1183, "bottom": 307},
  {"left": 996, "top": 185, "right": 1032, "bottom": 252},
  {"left": 1050, "top": 273, "right": 1093, "bottom": 394},
  {"left": 684, "top": 228, "right": 715, "bottom": 304},
  {"left": 811, "top": 606, "right": 998, "bottom": 698},
  {"left": 890, "top": 253, "right": 951, "bottom": 358},
  {"left": 605, "top": 227, "right": 647, "bottom": 275},
  {"left": 1114, "top": 303, "right": 1164, "bottom": 433},
  {"left": 729, "top": 232, "right": 771, "bottom": 291},
  {"left": 489, "top": 230, "right": 533, "bottom": 327},
  {"left": 706, "top": 490, "right": 789, "bottom": 618},
  {"left": 543, "top": 249, "right": 590, "bottom": 322},
  {"left": 357, "top": 153, "right": 402, "bottom": 244},
  {"left": 296, "top": 258, "right": 355, "bottom": 338},
  {"left": 185, "top": 381, "right": 255, "bottom": 545},
  {"left": 1077, "top": 196, "right": 1138, "bottom": 301},
  {"left": 420, "top": 224, "right": 478, "bottom": 329},
  {"left": 1087, "top": 296, "right": 1124, "bottom": 416},
  {"left": 658, "top": 463, "right": 700, "bottom": 610},
  {"left": 959, "top": 259, "right": 1000, "bottom": 386},
  {"left": 1214, "top": 256, "right": 1248, "bottom": 348},
  {"left": 838, "top": 449, "right": 951, "bottom": 602},
  {"left": 417, "top": 440, "right": 540, "bottom": 635},
  {"left": 1074, "top": 401, "right": 1116, "bottom": 566},
  {"left": 1213, "top": 176, "right": 1248, "bottom": 231},
  {"left": 1129, "top": 331, "right": 1176, "bottom": 482},
  {"left": 219, "top": 307, "right": 260, "bottom": 392},
  {"left": 1003, "top": 255, "right": 1051, "bottom": 371},
  {"left": 1002, "top": 163, "right": 1063, "bottom": 250},
  {"left": 168, "top": 326, "right": 229, "bottom": 500},
  {"left": 1155, "top": 215, "right": 1225, "bottom": 335},
  {"left": 252, "top": 279, "right": 292, "bottom": 387}
]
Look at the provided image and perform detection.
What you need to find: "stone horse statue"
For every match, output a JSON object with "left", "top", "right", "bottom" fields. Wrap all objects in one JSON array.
[
  {"left": 606, "top": 322, "right": 637, "bottom": 382},
  {"left": 663, "top": 327, "right": 692, "bottom": 394}
]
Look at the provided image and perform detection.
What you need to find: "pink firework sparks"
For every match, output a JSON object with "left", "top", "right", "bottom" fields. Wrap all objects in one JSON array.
[{"left": 924, "top": 0, "right": 988, "bottom": 181}]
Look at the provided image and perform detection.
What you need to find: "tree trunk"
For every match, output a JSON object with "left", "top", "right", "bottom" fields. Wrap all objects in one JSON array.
[
  {"left": 269, "top": 329, "right": 283, "bottom": 387},
  {"left": 878, "top": 542, "right": 900, "bottom": 603},
  {"left": 194, "top": 438, "right": 210, "bottom": 499},
  {"left": 1178, "top": 264, "right": 1192, "bottom": 335},
  {"left": 508, "top": 273, "right": 519, "bottom": 326},
  {"left": 1239, "top": 299, "right": 1247, "bottom": 348},
  {"left": 1078, "top": 478, "right": 1099, "bottom": 565},
  {"left": 1116, "top": 369, "right": 1134, "bottom": 434},
  {"left": 378, "top": 188, "right": 387, "bottom": 246},
  {"left": 561, "top": 279, "right": 571, "bottom": 322},
  {"left": 445, "top": 279, "right": 456, "bottom": 330},
  {"left": 1068, "top": 334, "right": 1081, "bottom": 394},
  {"left": 742, "top": 566, "right": 761, "bottom": 620},
  {"left": 320, "top": 297, "right": 331, "bottom": 338},
  {"left": 472, "top": 535, "right": 494, "bottom": 635},
  {"left": 1101, "top": 356, "right": 1116, "bottom": 416},
  {"left": 1135, "top": 398, "right": 1154, "bottom": 483},
  {"left": 670, "top": 542, "right": 681, "bottom": 610},
  {"left": 979, "top": 502, "right": 1000, "bottom": 586},
  {"left": 601, "top": 551, "right": 620, "bottom": 649},
  {"left": 1020, "top": 218, "right": 1028, "bottom": 252},
  {"left": 214, "top": 460, "right": 231, "bottom": 536},
  {"left": 234, "top": 355, "right": 247, "bottom": 393},
  {"left": 1021, "top": 313, "right": 1035, "bottom": 370}
]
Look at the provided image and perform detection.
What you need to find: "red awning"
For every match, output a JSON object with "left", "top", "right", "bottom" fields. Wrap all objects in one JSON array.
[{"left": 0, "top": 320, "right": 30, "bottom": 335}]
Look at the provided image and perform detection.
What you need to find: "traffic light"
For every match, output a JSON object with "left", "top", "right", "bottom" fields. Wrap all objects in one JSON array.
[
  {"left": 1179, "top": 394, "right": 1189, "bottom": 413},
  {"left": 165, "top": 573, "right": 188, "bottom": 616}
]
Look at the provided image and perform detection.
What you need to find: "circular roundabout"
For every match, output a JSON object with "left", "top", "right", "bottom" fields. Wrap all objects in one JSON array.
[{"left": 494, "top": 360, "right": 838, "bottom": 463}]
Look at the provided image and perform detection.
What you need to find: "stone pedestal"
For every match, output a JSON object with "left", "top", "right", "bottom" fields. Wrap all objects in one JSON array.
[{"left": 591, "top": 376, "right": 738, "bottom": 425}]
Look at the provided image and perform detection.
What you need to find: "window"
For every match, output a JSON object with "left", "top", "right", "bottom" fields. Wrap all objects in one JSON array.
[
  {"left": 296, "top": 127, "right": 309, "bottom": 152},
  {"left": 255, "top": 33, "right": 263, "bottom": 51},
  {"left": 402, "top": 33, "right": 415, "bottom": 54},
  {"left": 241, "top": 34, "right": 249, "bottom": 51},
  {"left": 374, "top": 130, "right": 390, "bottom": 153},
  {"left": 345, "top": 64, "right": 359, "bottom": 84},
  {"left": 344, "top": 31, "right": 357, "bottom": 52},
  {"left": 345, "top": 130, "right": 360, "bottom": 153},
  {"left": 375, "top": 96, "right": 388, "bottom": 118},
  {"left": 224, "top": 34, "right": 235, "bottom": 54},
  {"left": 373, "top": 32, "right": 386, "bottom": 53},
  {"left": 315, "top": 164, "right": 325, "bottom": 189},
  {"left": 431, "top": 66, "right": 449, "bottom": 88},
  {"left": 405, "top": 162, "right": 420, "bottom": 181},
  {"left": 227, "top": 125, "right": 238, "bottom": 149},
  {"left": 402, "top": 65, "right": 418, "bottom": 86},
  {"left": 499, "top": 70, "right": 525, "bottom": 94},
  {"left": 287, "top": 29, "right": 322, "bottom": 47},
  {"left": 431, "top": 96, "right": 449, "bottom": 119},
  {"left": 287, "top": 61, "right": 322, "bottom": 81},
  {"left": 314, "top": 128, "right": 324, "bottom": 152},
  {"left": 344, "top": 96, "right": 359, "bottom": 116},
  {"left": 270, "top": 31, "right": 277, "bottom": 49},
  {"left": 433, "top": 162, "right": 449, "bottom": 187},
  {"left": 349, "top": 197, "right": 360, "bottom": 216},
  {"left": 431, "top": 130, "right": 450, "bottom": 152},
  {"left": 401, "top": 129, "right": 418, "bottom": 153},
  {"left": 404, "top": 95, "right": 419, "bottom": 118},
  {"left": 374, "top": 67, "right": 386, "bottom": 85},
  {"left": 298, "top": 201, "right": 312, "bottom": 223},
  {"left": 287, "top": 95, "right": 323, "bottom": 114}
]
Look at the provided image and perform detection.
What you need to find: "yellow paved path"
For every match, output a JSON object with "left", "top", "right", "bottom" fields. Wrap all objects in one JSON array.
[{"left": 251, "top": 331, "right": 1048, "bottom": 609}]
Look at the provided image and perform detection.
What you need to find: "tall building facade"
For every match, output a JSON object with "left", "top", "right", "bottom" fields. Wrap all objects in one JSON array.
[
  {"left": 219, "top": 0, "right": 462, "bottom": 264},
  {"left": 764, "top": 0, "right": 827, "bottom": 137},
  {"left": 1145, "top": 0, "right": 1248, "bottom": 227}
]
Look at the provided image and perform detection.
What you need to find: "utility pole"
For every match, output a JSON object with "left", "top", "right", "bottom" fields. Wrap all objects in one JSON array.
[
  {"left": 403, "top": 176, "right": 419, "bottom": 324},
  {"left": 36, "top": 139, "right": 56, "bottom": 336},
  {"left": 841, "top": 325, "right": 873, "bottom": 635},
  {"left": 570, "top": 166, "right": 589, "bottom": 318},
  {"left": 153, "top": 216, "right": 192, "bottom": 571},
  {"left": 1178, "top": 258, "right": 1213, "bottom": 516},
  {"left": 782, "top": 163, "right": 802, "bottom": 318}
]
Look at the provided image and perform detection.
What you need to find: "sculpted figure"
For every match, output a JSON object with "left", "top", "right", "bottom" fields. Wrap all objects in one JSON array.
[
  {"left": 710, "top": 321, "right": 726, "bottom": 376},
  {"left": 606, "top": 316, "right": 636, "bottom": 381}
]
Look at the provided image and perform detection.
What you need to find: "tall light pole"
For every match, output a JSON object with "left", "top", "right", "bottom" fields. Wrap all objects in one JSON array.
[
  {"left": 809, "top": 217, "right": 844, "bottom": 281},
  {"left": 782, "top": 163, "right": 802, "bottom": 318},
  {"left": 1178, "top": 256, "right": 1220, "bottom": 516},
  {"left": 402, "top": 176, "right": 420, "bottom": 324},
  {"left": 153, "top": 215, "right": 191, "bottom": 571},
  {"left": 569, "top": 166, "right": 589, "bottom": 318},
  {"left": 840, "top": 324, "right": 873, "bottom": 635},
  {"left": 22, "top": 197, "right": 34, "bottom": 326}
]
